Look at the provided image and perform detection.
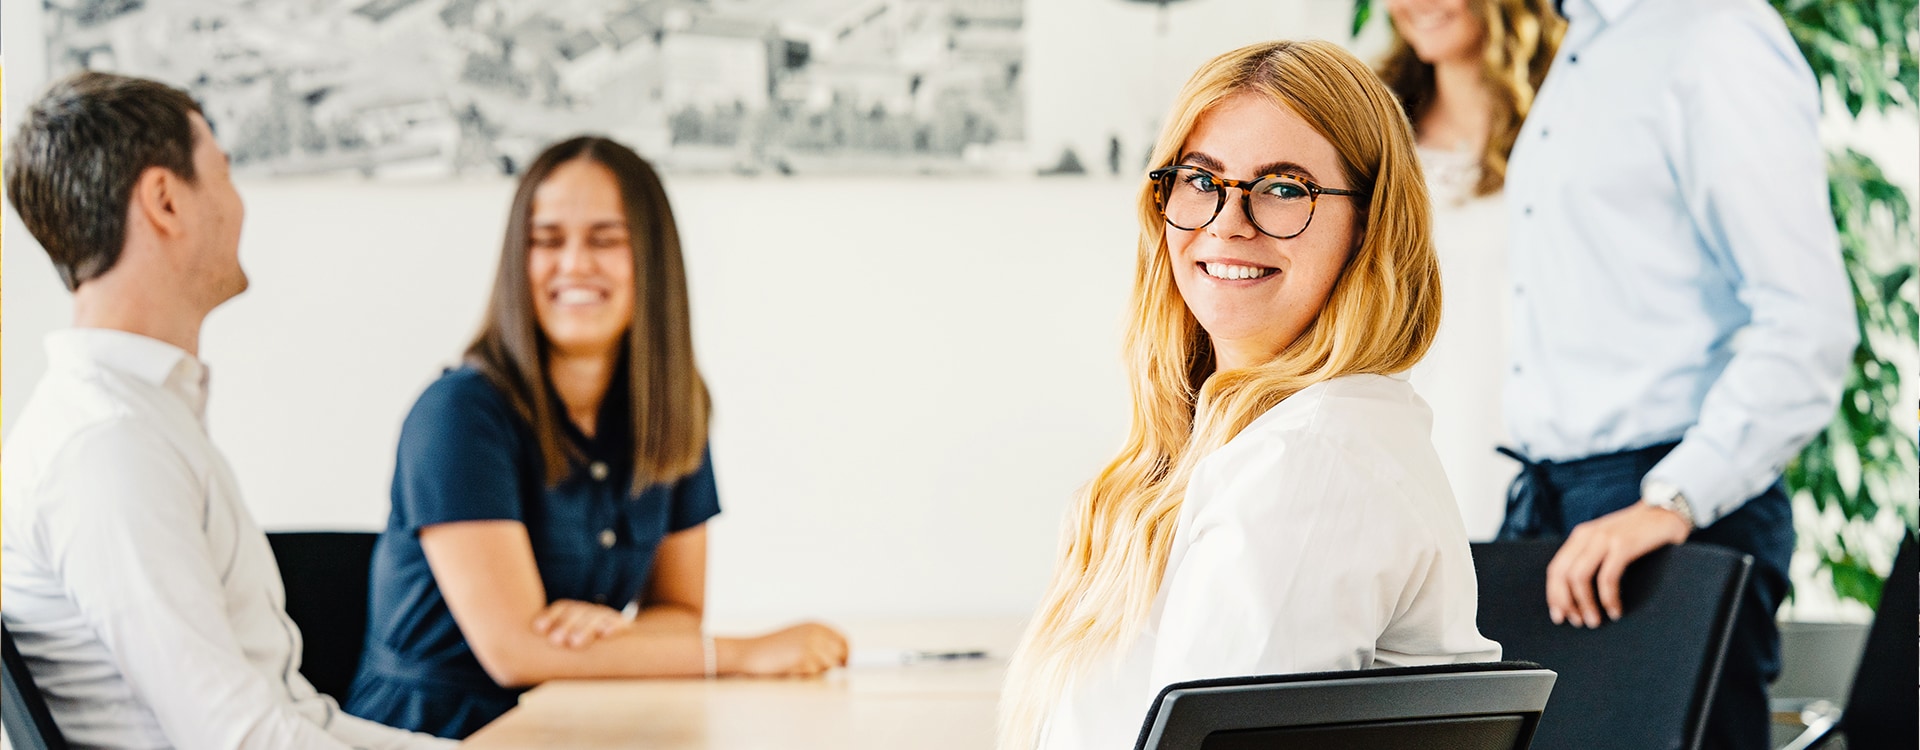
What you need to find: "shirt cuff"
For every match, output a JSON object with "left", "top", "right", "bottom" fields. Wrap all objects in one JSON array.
[{"left": 1643, "top": 439, "right": 1772, "bottom": 529}]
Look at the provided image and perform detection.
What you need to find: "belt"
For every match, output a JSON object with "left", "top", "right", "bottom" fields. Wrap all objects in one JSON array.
[
  {"left": 1495, "top": 441, "right": 1680, "bottom": 540},
  {"left": 1496, "top": 446, "right": 1561, "bottom": 540}
]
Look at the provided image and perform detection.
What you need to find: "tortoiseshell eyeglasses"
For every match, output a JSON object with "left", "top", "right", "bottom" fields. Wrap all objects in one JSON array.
[{"left": 1147, "top": 164, "right": 1365, "bottom": 240}]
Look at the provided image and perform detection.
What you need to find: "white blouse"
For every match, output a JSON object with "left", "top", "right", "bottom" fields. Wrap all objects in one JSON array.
[
  {"left": 1409, "top": 145, "right": 1513, "bottom": 541},
  {"left": 1037, "top": 373, "right": 1502, "bottom": 750}
]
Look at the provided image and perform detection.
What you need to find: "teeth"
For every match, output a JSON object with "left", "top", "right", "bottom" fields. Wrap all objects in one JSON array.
[
  {"left": 555, "top": 288, "right": 602, "bottom": 305},
  {"left": 1205, "top": 262, "right": 1271, "bottom": 281}
]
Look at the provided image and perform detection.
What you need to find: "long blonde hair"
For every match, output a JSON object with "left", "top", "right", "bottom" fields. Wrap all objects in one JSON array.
[
  {"left": 998, "top": 40, "right": 1441, "bottom": 749},
  {"left": 1378, "top": 0, "right": 1564, "bottom": 196}
]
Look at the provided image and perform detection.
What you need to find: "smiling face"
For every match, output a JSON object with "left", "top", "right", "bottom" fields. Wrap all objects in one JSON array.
[
  {"left": 527, "top": 158, "right": 637, "bottom": 359},
  {"left": 1388, "top": 0, "right": 1485, "bottom": 65},
  {"left": 1165, "top": 91, "right": 1361, "bottom": 371}
]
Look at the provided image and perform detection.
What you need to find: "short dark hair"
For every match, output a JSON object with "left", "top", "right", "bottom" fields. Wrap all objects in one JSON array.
[{"left": 6, "top": 71, "right": 206, "bottom": 291}]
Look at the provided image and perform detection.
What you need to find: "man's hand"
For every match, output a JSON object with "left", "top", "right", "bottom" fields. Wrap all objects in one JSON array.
[{"left": 1545, "top": 502, "right": 1692, "bottom": 627}]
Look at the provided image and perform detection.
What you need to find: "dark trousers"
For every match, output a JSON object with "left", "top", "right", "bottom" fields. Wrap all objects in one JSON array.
[{"left": 1499, "top": 442, "right": 1794, "bottom": 750}]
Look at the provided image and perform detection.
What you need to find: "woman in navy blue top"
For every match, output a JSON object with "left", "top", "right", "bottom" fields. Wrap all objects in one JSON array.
[{"left": 346, "top": 137, "right": 848, "bottom": 739}]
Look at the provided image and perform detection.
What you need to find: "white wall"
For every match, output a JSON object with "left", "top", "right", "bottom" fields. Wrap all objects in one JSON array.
[{"left": 1, "top": 167, "right": 1157, "bottom": 624}]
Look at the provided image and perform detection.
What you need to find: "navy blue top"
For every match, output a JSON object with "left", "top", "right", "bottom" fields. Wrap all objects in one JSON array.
[{"left": 344, "top": 366, "right": 721, "bottom": 739}]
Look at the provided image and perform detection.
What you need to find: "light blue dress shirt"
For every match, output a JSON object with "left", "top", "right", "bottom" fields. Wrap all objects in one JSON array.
[{"left": 1504, "top": 0, "right": 1857, "bottom": 527}]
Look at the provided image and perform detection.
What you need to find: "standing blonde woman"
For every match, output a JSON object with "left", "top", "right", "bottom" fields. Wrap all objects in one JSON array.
[
  {"left": 1000, "top": 40, "right": 1500, "bottom": 750},
  {"left": 1380, "top": 0, "right": 1565, "bottom": 541}
]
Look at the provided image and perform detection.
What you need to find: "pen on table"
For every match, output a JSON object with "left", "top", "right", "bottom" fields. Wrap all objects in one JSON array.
[
  {"left": 908, "top": 650, "right": 989, "bottom": 663},
  {"left": 845, "top": 648, "right": 993, "bottom": 668}
]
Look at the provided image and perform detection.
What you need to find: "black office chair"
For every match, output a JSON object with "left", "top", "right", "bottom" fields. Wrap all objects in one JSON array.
[
  {"left": 1471, "top": 541, "right": 1751, "bottom": 750},
  {"left": 1133, "top": 661, "right": 1557, "bottom": 750},
  {"left": 266, "top": 531, "right": 380, "bottom": 703},
  {"left": 1783, "top": 530, "right": 1917, "bottom": 750},
  {"left": 2, "top": 624, "right": 71, "bottom": 750}
]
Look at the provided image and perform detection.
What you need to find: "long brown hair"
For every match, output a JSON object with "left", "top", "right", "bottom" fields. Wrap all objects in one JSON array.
[
  {"left": 999, "top": 40, "right": 1441, "bottom": 749},
  {"left": 1378, "top": 0, "right": 1564, "bottom": 196},
  {"left": 466, "top": 136, "right": 710, "bottom": 493}
]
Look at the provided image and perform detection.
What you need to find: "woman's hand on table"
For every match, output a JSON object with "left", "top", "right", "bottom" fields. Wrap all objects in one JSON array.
[
  {"left": 531, "top": 599, "right": 633, "bottom": 648},
  {"left": 723, "top": 622, "right": 849, "bottom": 677}
]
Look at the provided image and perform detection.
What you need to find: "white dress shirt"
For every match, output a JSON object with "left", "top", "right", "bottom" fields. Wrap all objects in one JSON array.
[
  {"left": 1, "top": 329, "right": 453, "bottom": 750},
  {"left": 1038, "top": 373, "right": 1502, "bottom": 750},
  {"left": 1504, "top": 0, "right": 1856, "bottom": 526},
  {"left": 1410, "top": 145, "right": 1513, "bottom": 541}
]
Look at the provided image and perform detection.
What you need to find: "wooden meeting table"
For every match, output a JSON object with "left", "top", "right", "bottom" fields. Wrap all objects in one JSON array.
[{"left": 462, "top": 618, "right": 1023, "bottom": 749}]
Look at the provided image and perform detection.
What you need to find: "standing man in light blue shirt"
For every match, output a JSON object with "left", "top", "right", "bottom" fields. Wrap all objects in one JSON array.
[{"left": 1500, "top": 0, "right": 1856, "bottom": 747}]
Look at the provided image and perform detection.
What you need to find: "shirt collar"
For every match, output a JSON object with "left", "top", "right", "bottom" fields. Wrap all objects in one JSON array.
[
  {"left": 552, "top": 362, "right": 634, "bottom": 460},
  {"left": 1563, "top": 0, "right": 1646, "bottom": 24},
  {"left": 46, "top": 328, "right": 211, "bottom": 418}
]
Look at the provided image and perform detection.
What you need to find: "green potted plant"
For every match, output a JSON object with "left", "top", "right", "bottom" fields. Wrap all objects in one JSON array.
[
  {"left": 1770, "top": 0, "right": 1918, "bottom": 615},
  {"left": 1768, "top": 0, "right": 1917, "bottom": 723}
]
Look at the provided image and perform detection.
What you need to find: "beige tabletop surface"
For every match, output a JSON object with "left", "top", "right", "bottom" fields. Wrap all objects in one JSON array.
[{"left": 461, "top": 617, "right": 1026, "bottom": 749}]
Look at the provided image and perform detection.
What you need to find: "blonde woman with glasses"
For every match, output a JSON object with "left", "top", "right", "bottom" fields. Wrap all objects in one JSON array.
[{"left": 1000, "top": 40, "right": 1500, "bottom": 750}]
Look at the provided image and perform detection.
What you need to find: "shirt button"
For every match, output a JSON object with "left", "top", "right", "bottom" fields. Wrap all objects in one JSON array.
[
  {"left": 1540, "top": 127, "right": 1549, "bottom": 138},
  {"left": 589, "top": 461, "right": 610, "bottom": 481},
  {"left": 1569, "top": 53, "right": 1579, "bottom": 63},
  {"left": 1523, "top": 205, "right": 1533, "bottom": 216},
  {"left": 598, "top": 528, "right": 617, "bottom": 549},
  {"left": 1512, "top": 364, "right": 1523, "bottom": 375},
  {"left": 1515, "top": 284, "right": 1525, "bottom": 296}
]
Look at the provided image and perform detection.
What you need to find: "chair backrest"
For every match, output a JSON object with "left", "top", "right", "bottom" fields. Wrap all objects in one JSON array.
[
  {"left": 1133, "top": 661, "right": 1556, "bottom": 750},
  {"left": 266, "top": 531, "right": 380, "bottom": 704},
  {"left": 1837, "top": 530, "right": 1917, "bottom": 746},
  {"left": 2, "top": 624, "right": 70, "bottom": 750},
  {"left": 1471, "top": 541, "right": 1751, "bottom": 750}
]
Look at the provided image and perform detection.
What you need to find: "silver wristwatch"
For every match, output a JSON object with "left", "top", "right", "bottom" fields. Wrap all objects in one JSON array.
[{"left": 1641, "top": 479, "right": 1696, "bottom": 531}]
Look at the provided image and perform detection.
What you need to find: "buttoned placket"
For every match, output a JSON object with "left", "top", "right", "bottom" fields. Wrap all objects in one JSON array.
[{"left": 591, "top": 454, "right": 620, "bottom": 606}]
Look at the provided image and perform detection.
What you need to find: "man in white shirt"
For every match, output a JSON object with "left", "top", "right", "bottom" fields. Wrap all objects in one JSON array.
[
  {"left": 1, "top": 71, "right": 454, "bottom": 750},
  {"left": 1501, "top": 1, "right": 1856, "bottom": 747}
]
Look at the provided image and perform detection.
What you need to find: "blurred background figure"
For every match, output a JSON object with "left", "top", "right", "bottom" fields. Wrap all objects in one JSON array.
[
  {"left": 1498, "top": 0, "right": 1858, "bottom": 748},
  {"left": 345, "top": 137, "right": 847, "bottom": 740},
  {"left": 1379, "top": 0, "right": 1565, "bottom": 541}
]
